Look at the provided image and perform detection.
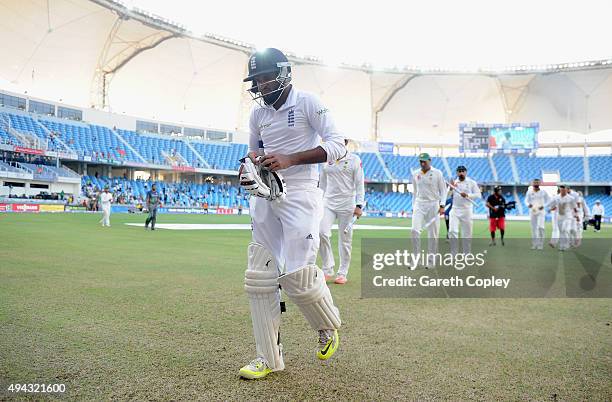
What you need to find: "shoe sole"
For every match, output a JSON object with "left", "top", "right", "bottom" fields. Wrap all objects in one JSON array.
[{"left": 239, "top": 368, "right": 272, "bottom": 380}]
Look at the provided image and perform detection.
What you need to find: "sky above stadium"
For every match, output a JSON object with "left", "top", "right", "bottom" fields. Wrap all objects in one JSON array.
[{"left": 125, "top": 0, "right": 611, "bottom": 70}]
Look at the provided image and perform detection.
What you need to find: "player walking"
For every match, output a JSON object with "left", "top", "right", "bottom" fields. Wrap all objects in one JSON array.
[
  {"left": 547, "top": 185, "right": 578, "bottom": 251},
  {"left": 99, "top": 185, "right": 113, "bottom": 227},
  {"left": 145, "top": 183, "right": 161, "bottom": 230},
  {"left": 549, "top": 188, "right": 560, "bottom": 248},
  {"left": 448, "top": 165, "right": 481, "bottom": 254},
  {"left": 486, "top": 186, "right": 506, "bottom": 246},
  {"left": 411, "top": 153, "right": 447, "bottom": 267},
  {"left": 573, "top": 191, "right": 588, "bottom": 247},
  {"left": 318, "top": 139, "right": 365, "bottom": 284},
  {"left": 525, "top": 179, "right": 550, "bottom": 250},
  {"left": 238, "top": 48, "right": 345, "bottom": 380}
]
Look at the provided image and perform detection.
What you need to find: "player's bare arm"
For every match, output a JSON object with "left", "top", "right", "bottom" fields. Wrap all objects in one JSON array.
[{"left": 260, "top": 146, "right": 328, "bottom": 171}]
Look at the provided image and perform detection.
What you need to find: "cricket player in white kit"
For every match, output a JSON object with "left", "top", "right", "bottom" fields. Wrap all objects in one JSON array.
[
  {"left": 99, "top": 186, "right": 113, "bottom": 227},
  {"left": 411, "top": 153, "right": 447, "bottom": 267},
  {"left": 571, "top": 190, "right": 587, "bottom": 247},
  {"left": 448, "top": 165, "right": 481, "bottom": 254},
  {"left": 547, "top": 185, "right": 578, "bottom": 251},
  {"left": 238, "top": 48, "right": 345, "bottom": 380},
  {"left": 319, "top": 139, "right": 365, "bottom": 284},
  {"left": 549, "top": 189, "right": 560, "bottom": 248},
  {"left": 525, "top": 179, "right": 551, "bottom": 250}
]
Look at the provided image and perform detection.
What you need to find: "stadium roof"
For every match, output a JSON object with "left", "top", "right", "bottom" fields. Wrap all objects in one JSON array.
[{"left": 1, "top": 0, "right": 612, "bottom": 143}]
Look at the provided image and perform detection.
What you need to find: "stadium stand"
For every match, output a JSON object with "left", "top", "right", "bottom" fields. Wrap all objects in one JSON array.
[
  {"left": 2, "top": 107, "right": 611, "bottom": 188},
  {"left": 584, "top": 194, "right": 612, "bottom": 217},
  {"left": 381, "top": 154, "right": 418, "bottom": 180},
  {"left": 365, "top": 190, "right": 413, "bottom": 214},
  {"left": 355, "top": 152, "right": 386, "bottom": 181},
  {"left": 1, "top": 112, "right": 62, "bottom": 150},
  {"left": 491, "top": 154, "right": 515, "bottom": 183},
  {"left": 515, "top": 155, "right": 584, "bottom": 183},
  {"left": 588, "top": 156, "right": 612, "bottom": 183},
  {"left": 445, "top": 156, "right": 494, "bottom": 183},
  {"left": 1, "top": 101, "right": 611, "bottom": 216},
  {"left": 81, "top": 176, "right": 250, "bottom": 208},
  {"left": 189, "top": 142, "right": 247, "bottom": 171}
]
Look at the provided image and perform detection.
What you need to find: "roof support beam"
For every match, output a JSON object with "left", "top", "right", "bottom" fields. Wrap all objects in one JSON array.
[
  {"left": 370, "top": 73, "right": 417, "bottom": 142},
  {"left": 90, "top": 16, "right": 177, "bottom": 110}
]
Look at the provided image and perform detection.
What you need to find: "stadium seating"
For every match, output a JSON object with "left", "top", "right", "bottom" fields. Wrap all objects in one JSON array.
[
  {"left": 189, "top": 142, "right": 248, "bottom": 171},
  {"left": 445, "top": 156, "right": 494, "bottom": 183},
  {"left": 491, "top": 155, "right": 514, "bottom": 183},
  {"left": 365, "top": 190, "right": 413, "bottom": 213},
  {"left": 584, "top": 194, "right": 612, "bottom": 217},
  {"left": 355, "top": 152, "right": 386, "bottom": 181},
  {"left": 2, "top": 105, "right": 611, "bottom": 216},
  {"left": 38, "top": 119, "right": 113, "bottom": 158},
  {"left": 515, "top": 155, "right": 584, "bottom": 183},
  {"left": 2, "top": 108, "right": 610, "bottom": 187},
  {"left": 0, "top": 160, "right": 25, "bottom": 173},
  {"left": 82, "top": 176, "right": 250, "bottom": 208},
  {"left": 116, "top": 129, "right": 197, "bottom": 165},
  {"left": 90, "top": 125, "right": 140, "bottom": 162},
  {"left": 588, "top": 156, "right": 612, "bottom": 183},
  {"left": 1, "top": 112, "right": 61, "bottom": 150},
  {"left": 381, "top": 154, "right": 418, "bottom": 180}
]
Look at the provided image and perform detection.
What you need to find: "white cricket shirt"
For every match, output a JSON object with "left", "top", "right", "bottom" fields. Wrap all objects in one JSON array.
[
  {"left": 548, "top": 194, "right": 577, "bottom": 219},
  {"left": 320, "top": 152, "right": 365, "bottom": 211},
  {"left": 412, "top": 167, "right": 447, "bottom": 206},
  {"left": 525, "top": 188, "right": 551, "bottom": 214},
  {"left": 249, "top": 87, "right": 345, "bottom": 184},
  {"left": 451, "top": 177, "right": 481, "bottom": 209},
  {"left": 100, "top": 192, "right": 113, "bottom": 206},
  {"left": 592, "top": 204, "right": 604, "bottom": 216}
]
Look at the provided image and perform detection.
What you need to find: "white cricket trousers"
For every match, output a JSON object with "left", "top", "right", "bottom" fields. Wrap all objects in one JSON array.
[
  {"left": 530, "top": 211, "right": 546, "bottom": 248},
  {"left": 250, "top": 181, "right": 323, "bottom": 274},
  {"left": 558, "top": 217, "right": 575, "bottom": 251},
  {"left": 101, "top": 205, "right": 111, "bottom": 226},
  {"left": 411, "top": 200, "right": 441, "bottom": 266},
  {"left": 572, "top": 216, "right": 583, "bottom": 246},
  {"left": 319, "top": 206, "right": 354, "bottom": 278},
  {"left": 550, "top": 211, "right": 559, "bottom": 246},
  {"left": 449, "top": 206, "right": 473, "bottom": 254}
]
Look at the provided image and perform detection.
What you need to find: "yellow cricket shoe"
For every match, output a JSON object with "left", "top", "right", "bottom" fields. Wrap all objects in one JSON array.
[
  {"left": 239, "top": 357, "right": 272, "bottom": 380},
  {"left": 317, "top": 329, "right": 339, "bottom": 360}
]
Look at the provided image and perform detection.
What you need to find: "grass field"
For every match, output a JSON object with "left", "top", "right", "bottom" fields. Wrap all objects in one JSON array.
[{"left": 1, "top": 212, "right": 611, "bottom": 400}]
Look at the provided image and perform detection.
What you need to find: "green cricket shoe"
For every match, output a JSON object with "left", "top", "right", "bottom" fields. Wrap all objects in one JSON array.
[
  {"left": 317, "top": 329, "right": 339, "bottom": 360},
  {"left": 239, "top": 357, "right": 272, "bottom": 380}
]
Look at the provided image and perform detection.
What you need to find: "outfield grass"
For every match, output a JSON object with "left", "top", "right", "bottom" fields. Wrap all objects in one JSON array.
[{"left": 0, "top": 212, "right": 610, "bottom": 400}]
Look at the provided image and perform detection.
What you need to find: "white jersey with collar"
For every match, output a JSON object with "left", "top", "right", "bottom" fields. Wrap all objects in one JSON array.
[
  {"left": 548, "top": 194, "right": 577, "bottom": 218},
  {"left": 525, "top": 188, "right": 551, "bottom": 214},
  {"left": 412, "top": 167, "right": 447, "bottom": 206},
  {"left": 248, "top": 87, "right": 345, "bottom": 184},
  {"left": 320, "top": 152, "right": 365, "bottom": 211},
  {"left": 592, "top": 204, "right": 604, "bottom": 216},
  {"left": 451, "top": 177, "right": 481, "bottom": 209},
  {"left": 100, "top": 192, "right": 113, "bottom": 206}
]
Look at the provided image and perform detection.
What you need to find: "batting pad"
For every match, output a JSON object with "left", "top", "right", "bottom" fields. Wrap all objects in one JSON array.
[
  {"left": 244, "top": 242, "right": 284, "bottom": 371},
  {"left": 278, "top": 265, "right": 341, "bottom": 331}
]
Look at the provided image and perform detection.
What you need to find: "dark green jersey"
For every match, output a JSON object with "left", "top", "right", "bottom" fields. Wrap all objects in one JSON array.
[{"left": 147, "top": 190, "right": 160, "bottom": 208}]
